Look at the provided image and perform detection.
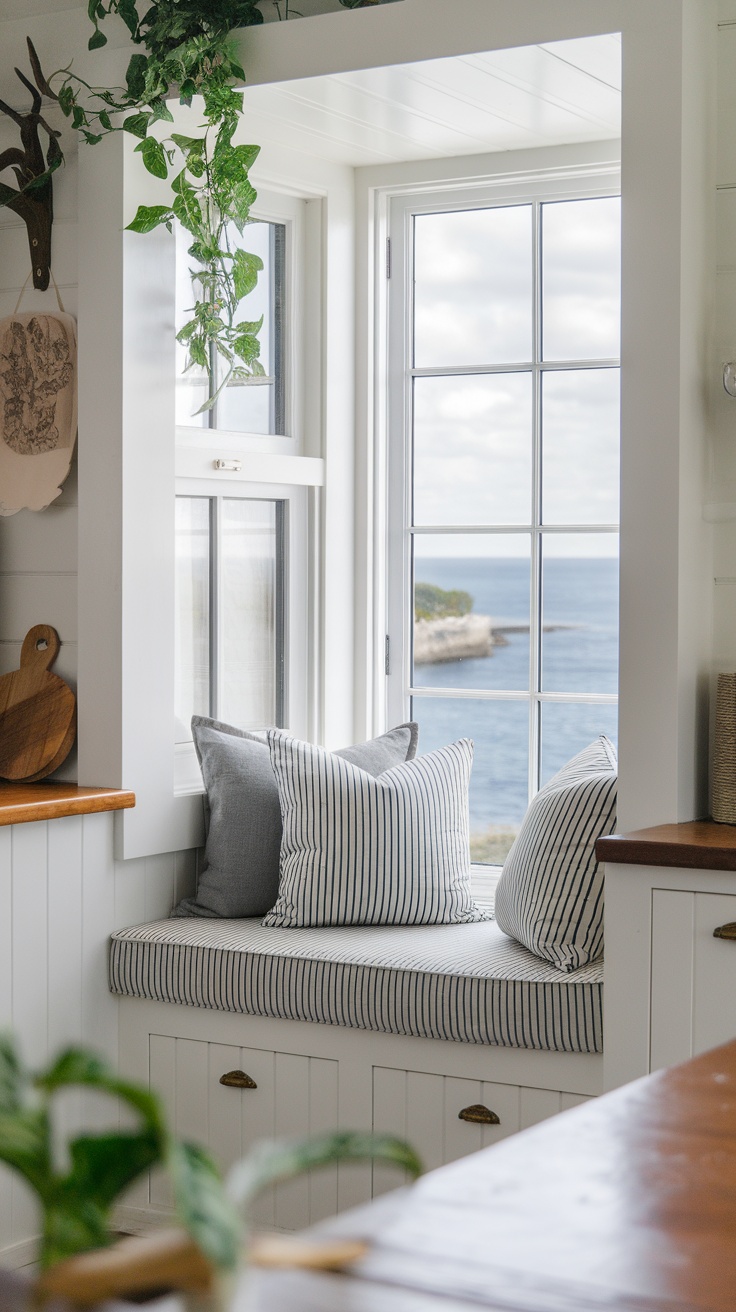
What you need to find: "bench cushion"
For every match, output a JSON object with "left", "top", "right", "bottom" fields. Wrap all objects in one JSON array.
[{"left": 109, "top": 918, "right": 602, "bottom": 1054}]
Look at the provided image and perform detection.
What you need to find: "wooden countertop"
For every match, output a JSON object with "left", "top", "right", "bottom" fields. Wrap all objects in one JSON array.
[
  {"left": 596, "top": 819, "right": 736, "bottom": 869},
  {"left": 0, "top": 782, "right": 135, "bottom": 826},
  {"left": 250, "top": 1039, "right": 736, "bottom": 1312}
]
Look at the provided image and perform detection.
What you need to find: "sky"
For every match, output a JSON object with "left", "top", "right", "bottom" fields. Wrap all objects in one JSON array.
[{"left": 412, "top": 195, "right": 621, "bottom": 559}]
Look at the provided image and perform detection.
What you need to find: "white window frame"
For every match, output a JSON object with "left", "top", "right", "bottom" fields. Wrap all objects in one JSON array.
[{"left": 383, "top": 166, "right": 621, "bottom": 813}]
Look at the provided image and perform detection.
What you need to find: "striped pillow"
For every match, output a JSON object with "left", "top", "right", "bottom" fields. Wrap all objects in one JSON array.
[
  {"left": 262, "top": 732, "right": 485, "bottom": 928},
  {"left": 494, "top": 736, "right": 617, "bottom": 971}
]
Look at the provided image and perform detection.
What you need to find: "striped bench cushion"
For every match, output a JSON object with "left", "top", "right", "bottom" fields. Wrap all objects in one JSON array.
[{"left": 109, "top": 917, "right": 602, "bottom": 1054}]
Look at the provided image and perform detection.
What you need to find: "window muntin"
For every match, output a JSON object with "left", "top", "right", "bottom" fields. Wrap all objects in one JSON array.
[
  {"left": 175, "top": 219, "right": 286, "bottom": 434},
  {"left": 390, "top": 188, "right": 620, "bottom": 866},
  {"left": 175, "top": 494, "right": 285, "bottom": 744}
]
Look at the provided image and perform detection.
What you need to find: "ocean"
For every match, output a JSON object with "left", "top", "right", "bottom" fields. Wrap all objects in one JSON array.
[{"left": 411, "top": 556, "right": 618, "bottom": 846}]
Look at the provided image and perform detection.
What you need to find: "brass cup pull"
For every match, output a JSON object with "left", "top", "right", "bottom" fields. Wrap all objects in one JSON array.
[
  {"left": 219, "top": 1070, "right": 257, "bottom": 1089},
  {"left": 714, "top": 923, "right": 736, "bottom": 940},
  {"left": 458, "top": 1104, "right": 500, "bottom": 1126}
]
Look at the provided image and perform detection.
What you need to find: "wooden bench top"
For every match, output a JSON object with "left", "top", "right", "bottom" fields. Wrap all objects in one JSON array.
[
  {"left": 0, "top": 782, "right": 135, "bottom": 826},
  {"left": 249, "top": 1039, "right": 736, "bottom": 1312},
  {"left": 597, "top": 819, "right": 736, "bottom": 869}
]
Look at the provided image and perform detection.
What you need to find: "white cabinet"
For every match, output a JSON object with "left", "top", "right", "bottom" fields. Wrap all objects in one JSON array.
[
  {"left": 602, "top": 828, "right": 736, "bottom": 1092},
  {"left": 371, "top": 1065, "right": 589, "bottom": 1197},
  {"left": 148, "top": 1034, "right": 339, "bottom": 1228},
  {"left": 650, "top": 890, "right": 736, "bottom": 1070}
]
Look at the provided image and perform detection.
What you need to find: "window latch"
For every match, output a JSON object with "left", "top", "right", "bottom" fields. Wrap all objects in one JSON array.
[{"left": 213, "top": 459, "right": 242, "bottom": 472}]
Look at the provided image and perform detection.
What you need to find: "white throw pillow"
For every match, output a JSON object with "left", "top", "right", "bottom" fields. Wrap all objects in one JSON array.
[
  {"left": 494, "top": 736, "right": 617, "bottom": 971},
  {"left": 263, "top": 732, "right": 486, "bottom": 928}
]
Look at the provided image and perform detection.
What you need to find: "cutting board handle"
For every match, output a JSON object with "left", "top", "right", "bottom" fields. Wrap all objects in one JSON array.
[{"left": 20, "top": 625, "right": 61, "bottom": 673}]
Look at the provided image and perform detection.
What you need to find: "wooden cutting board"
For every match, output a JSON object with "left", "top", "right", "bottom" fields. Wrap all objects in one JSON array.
[{"left": 0, "top": 625, "right": 76, "bottom": 782}]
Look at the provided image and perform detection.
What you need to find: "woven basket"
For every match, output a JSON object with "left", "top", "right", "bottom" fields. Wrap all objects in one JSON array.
[{"left": 713, "top": 673, "right": 736, "bottom": 823}]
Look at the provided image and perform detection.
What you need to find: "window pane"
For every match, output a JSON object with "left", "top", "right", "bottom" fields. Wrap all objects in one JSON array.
[
  {"left": 413, "top": 373, "right": 532, "bottom": 525},
  {"left": 176, "top": 220, "right": 285, "bottom": 434},
  {"left": 175, "top": 497, "right": 210, "bottom": 743},
  {"left": 414, "top": 206, "right": 532, "bottom": 368},
  {"left": 542, "top": 196, "right": 621, "bottom": 362},
  {"left": 541, "top": 536, "right": 619, "bottom": 694},
  {"left": 219, "top": 499, "right": 283, "bottom": 729},
  {"left": 542, "top": 368, "right": 619, "bottom": 525},
  {"left": 413, "top": 536, "right": 530, "bottom": 691},
  {"left": 540, "top": 702, "right": 618, "bottom": 786},
  {"left": 411, "top": 697, "right": 529, "bottom": 865}
]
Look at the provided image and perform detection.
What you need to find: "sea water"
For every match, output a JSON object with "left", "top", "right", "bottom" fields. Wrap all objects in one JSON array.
[{"left": 411, "top": 557, "right": 618, "bottom": 843}]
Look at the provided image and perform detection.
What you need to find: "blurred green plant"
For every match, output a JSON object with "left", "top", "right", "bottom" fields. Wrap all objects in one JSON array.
[
  {"left": 0, "top": 1033, "right": 421, "bottom": 1273},
  {"left": 415, "top": 582, "right": 473, "bottom": 622}
]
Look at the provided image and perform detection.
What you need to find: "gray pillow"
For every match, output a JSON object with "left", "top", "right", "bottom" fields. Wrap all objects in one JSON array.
[{"left": 172, "top": 717, "right": 419, "bottom": 919}]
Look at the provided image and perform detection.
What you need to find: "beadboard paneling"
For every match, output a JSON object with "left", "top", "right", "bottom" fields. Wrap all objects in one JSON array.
[
  {"left": 0, "top": 812, "right": 198, "bottom": 1262},
  {"left": 0, "top": 506, "right": 77, "bottom": 574}
]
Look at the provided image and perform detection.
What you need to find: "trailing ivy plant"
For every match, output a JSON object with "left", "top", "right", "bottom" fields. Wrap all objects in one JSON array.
[
  {"left": 29, "top": 0, "right": 396, "bottom": 410},
  {"left": 38, "top": 0, "right": 268, "bottom": 411}
]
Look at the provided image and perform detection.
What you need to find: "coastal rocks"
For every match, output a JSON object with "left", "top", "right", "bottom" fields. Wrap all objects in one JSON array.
[{"left": 414, "top": 614, "right": 498, "bottom": 664}]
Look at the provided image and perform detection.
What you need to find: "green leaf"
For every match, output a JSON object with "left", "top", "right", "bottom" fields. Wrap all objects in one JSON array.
[
  {"left": 71, "top": 105, "right": 86, "bottom": 130},
  {"left": 168, "top": 1141, "right": 240, "bottom": 1272},
  {"left": 37, "top": 1048, "right": 166, "bottom": 1134},
  {"left": 88, "top": 28, "right": 107, "bottom": 50},
  {"left": 122, "top": 111, "right": 151, "bottom": 138},
  {"left": 136, "top": 135, "right": 168, "bottom": 179},
  {"left": 116, "top": 0, "right": 139, "bottom": 36},
  {"left": 66, "top": 1130, "right": 161, "bottom": 1210},
  {"left": 172, "top": 189, "right": 202, "bottom": 236},
  {"left": 81, "top": 131, "right": 104, "bottom": 145},
  {"left": 228, "top": 1132, "right": 423, "bottom": 1212},
  {"left": 232, "top": 334, "right": 260, "bottom": 365},
  {"left": 171, "top": 133, "right": 206, "bottom": 154},
  {"left": 0, "top": 1107, "right": 52, "bottom": 1195},
  {"left": 125, "top": 53, "right": 148, "bottom": 99},
  {"left": 0, "top": 1035, "right": 25, "bottom": 1114},
  {"left": 188, "top": 338, "right": 208, "bottom": 369},
  {"left": 232, "top": 248, "right": 263, "bottom": 301},
  {"left": 175, "top": 319, "right": 198, "bottom": 344},
  {"left": 98, "top": 110, "right": 112, "bottom": 131},
  {"left": 235, "top": 315, "right": 264, "bottom": 336},
  {"left": 150, "top": 98, "right": 174, "bottom": 124}
]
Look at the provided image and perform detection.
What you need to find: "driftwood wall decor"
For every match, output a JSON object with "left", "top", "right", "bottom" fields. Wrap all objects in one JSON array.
[{"left": 0, "top": 39, "right": 61, "bottom": 292}]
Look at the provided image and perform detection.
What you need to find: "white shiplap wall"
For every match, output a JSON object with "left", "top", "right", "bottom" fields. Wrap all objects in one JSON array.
[
  {"left": 0, "top": 814, "right": 196, "bottom": 1265},
  {"left": 714, "top": 5, "right": 736, "bottom": 681},
  {"left": 0, "top": 14, "right": 197, "bottom": 1265}
]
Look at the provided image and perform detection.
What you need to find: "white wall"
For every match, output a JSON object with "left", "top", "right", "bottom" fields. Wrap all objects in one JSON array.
[
  {"left": 0, "top": 812, "right": 196, "bottom": 1266},
  {"left": 712, "top": 2, "right": 736, "bottom": 738}
]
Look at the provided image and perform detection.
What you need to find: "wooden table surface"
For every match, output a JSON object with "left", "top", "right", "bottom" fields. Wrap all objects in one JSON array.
[{"left": 248, "top": 1039, "right": 736, "bottom": 1312}]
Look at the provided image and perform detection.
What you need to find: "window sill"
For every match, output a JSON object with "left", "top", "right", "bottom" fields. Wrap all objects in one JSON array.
[{"left": 0, "top": 783, "right": 136, "bottom": 827}]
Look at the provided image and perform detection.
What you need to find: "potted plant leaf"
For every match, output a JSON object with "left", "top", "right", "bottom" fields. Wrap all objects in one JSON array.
[{"left": 0, "top": 1033, "right": 421, "bottom": 1305}]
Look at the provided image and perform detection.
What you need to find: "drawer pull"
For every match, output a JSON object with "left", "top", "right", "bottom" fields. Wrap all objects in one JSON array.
[
  {"left": 714, "top": 923, "right": 736, "bottom": 941},
  {"left": 219, "top": 1070, "right": 257, "bottom": 1089},
  {"left": 458, "top": 1104, "right": 500, "bottom": 1126}
]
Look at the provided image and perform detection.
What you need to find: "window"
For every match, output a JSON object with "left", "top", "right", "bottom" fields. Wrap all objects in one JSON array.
[
  {"left": 175, "top": 494, "right": 285, "bottom": 741},
  {"left": 175, "top": 219, "right": 286, "bottom": 434},
  {"left": 173, "top": 188, "right": 314, "bottom": 795},
  {"left": 386, "top": 183, "right": 620, "bottom": 865}
]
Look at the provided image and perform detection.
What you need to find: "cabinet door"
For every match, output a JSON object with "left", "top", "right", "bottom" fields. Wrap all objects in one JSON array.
[
  {"left": 148, "top": 1035, "right": 338, "bottom": 1227},
  {"left": 371, "top": 1067, "right": 521, "bottom": 1199},
  {"left": 650, "top": 890, "right": 736, "bottom": 1071}
]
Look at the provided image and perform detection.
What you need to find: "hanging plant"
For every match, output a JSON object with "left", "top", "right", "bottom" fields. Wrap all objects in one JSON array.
[
  {"left": 38, "top": 0, "right": 268, "bottom": 411},
  {"left": 25, "top": 0, "right": 395, "bottom": 410}
]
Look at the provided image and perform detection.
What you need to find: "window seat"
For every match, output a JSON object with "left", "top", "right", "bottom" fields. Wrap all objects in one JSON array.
[{"left": 109, "top": 916, "right": 602, "bottom": 1054}]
